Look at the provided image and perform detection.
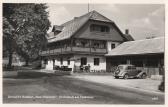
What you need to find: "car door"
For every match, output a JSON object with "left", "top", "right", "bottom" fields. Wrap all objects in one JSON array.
[
  {"left": 131, "top": 66, "right": 137, "bottom": 76},
  {"left": 126, "top": 66, "right": 132, "bottom": 76}
]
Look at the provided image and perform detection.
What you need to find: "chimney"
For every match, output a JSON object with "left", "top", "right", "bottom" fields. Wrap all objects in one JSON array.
[
  {"left": 74, "top": 17, "right": 78, "bottom": 20},
  {"left": 125, "top": 29, "right": 129, "bottom": 35}
]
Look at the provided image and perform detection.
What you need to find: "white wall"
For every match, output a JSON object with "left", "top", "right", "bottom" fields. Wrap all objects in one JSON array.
[
  {"left": 45, "top": 60, "right": 53, "bottom": 70},
  {"left": 44, "top": 55, "right": 106, "bottom": 71},
  {"left": 74, "top": 55, "right": 106, "bottom": 71},
  {"left": 107, "top": 41, "right": 120, "bottom": 52},
  {"left": 44, "top": 57, "right": 75, "bottom": 71},
  {"left": 54, "top": 58, "right": 75, "bottom": 71}
]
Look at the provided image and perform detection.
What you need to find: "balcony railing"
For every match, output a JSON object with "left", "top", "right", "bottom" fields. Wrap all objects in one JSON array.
[
  {"left": 62, "top": 47, "right": 71, "bottom": 52},
  {"left": 72, "top": 46, "right": 90, "bottom": 52},
  {"left": 40, "top": 46, "right": 107, "bottom": 56},
  {"left": 91, "top": 48, "right": 107, "bottom": 54}
]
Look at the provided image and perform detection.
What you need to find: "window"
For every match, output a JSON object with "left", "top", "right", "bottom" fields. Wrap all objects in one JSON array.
[
  {"left": 81, "top": 40, "right": 89, "bottom": 47},
  {"left": 131, "top": 66, "right": 136, "bottom": 70},
  {"left": 81, "top": 57, "right": 87, "bottom": 65},
  {"left": 94, "top": 58, "right": 100, "bottom": 66},
  {"left": 60, "top": 58, "right": 63, "bottom": 65},
  {"left": 67, "top": 58, "right": 70, "bottom": 65},
  {"left": 92, "top": 40, "right": 106, "bottom": 49},
  {"left": 111, "top": 44, "right": 115, "bottom": 49},
  {"left": 74, "top": 39, "right": 89, "bottom": 47},
  {"left": 90, "top": 24, "right": 110, "bottom": 33},
  {"left": 44, "top": 59, "right": 48, "bottom": 64},
  {"left": 101, "top": 26, "right": 109, "bottom": 32},
  {"left": 93, "top": 42, "right": 100, "bottom": 48},
  {"left": 127, "top": 66, "right": 132, "bottom": 70},
  {"left": 53, "top": 59, "right": 55, "bottom": 64}
]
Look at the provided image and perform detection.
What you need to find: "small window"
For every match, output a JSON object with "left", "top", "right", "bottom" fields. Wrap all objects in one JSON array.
[
  {"left": 53, "top": 59, "right": 55, "bottom": 64},
  {"left": 60, "top": 58, "right": 63, "bottom": 65},
  {"left": 81, "top": 57, "right": 87, "bottom": 66},
  {"left": 90, "top": 24, "right": 109, "bottom": 33},
  {"left": 67, "top": 58, "right": 70, "bottom": 65},
  {"left": 101, "top": 26, "right": 109, "bottom": 32},
  {"left": 44, "top": 59, "right": 48, "bottom": 64},
  {"left": 94, "top": 58, "right": 100, "bottom": 66},
  {"left": 127, "top": 66, "right": 132, "bottom": 70},
  {"left": 111, "top": 44, "right": 115, "bottom": 49},
  {"left": 131, "top": 66, "right": 136, "bottom": 70}
]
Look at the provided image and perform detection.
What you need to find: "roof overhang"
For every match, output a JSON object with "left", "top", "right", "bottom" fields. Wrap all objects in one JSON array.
[{"left": 105, "top": 52, "right": 164, "bottom": 57}]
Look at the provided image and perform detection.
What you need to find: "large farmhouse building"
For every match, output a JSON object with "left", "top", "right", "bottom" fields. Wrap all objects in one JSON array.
[
  {"left": 40, "top": 10, "right": 133, "bottom": 72},
  {"left": 40, "top": 10, "right": 164, "bottom": 76}
]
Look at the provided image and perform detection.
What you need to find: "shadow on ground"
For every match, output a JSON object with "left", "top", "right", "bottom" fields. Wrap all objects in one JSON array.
[{"left": 3, "top": 71, "right": 65, "bottom": 79}]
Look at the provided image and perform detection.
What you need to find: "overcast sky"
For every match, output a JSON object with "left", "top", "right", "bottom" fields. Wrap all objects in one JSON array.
[{"left": 47, "top": 4, "right": 165, "bottom": 40}]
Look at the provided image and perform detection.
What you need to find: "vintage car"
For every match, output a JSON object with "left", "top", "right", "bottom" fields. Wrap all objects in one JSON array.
[{"left": 114, "top": 64, "right": 147, "bottom": 79}]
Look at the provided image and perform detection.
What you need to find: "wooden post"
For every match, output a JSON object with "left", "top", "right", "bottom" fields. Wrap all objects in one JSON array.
[
  {"left": 158, "top": 59, "right": 161, "bottom": 75},
  {"left": 105, "top": 41, "right": 108, "bottom": 53},
  {"left": 89, "top": 39, "right": 91, "bottom": 53},
  {"left": 143, "top": 59, "right": 146, "bottom": 67},
  {"left": 70, "top": 38, "right": 73, "bottom": 52},
  {"left": 61, "top": 41, "right": 62, "bottom": 53},
  {"left": 127, "top": 59, "right": 131, "bottom": 64}
]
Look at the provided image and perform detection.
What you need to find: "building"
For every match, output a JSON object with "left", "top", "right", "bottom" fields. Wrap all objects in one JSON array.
[
  {"left": 40, "top": 10, "right": 133, "bottom": 72},
  {"left": 105, "top": 37, "right": 164, "bottom": 77}
]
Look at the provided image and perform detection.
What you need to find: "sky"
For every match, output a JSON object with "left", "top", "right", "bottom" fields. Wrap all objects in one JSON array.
[{"left": 46, "top": 4, "right": 165, "bottom": 40}]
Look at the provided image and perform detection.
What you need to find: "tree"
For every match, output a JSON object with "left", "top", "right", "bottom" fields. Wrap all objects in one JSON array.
[
  {"left": 3, "top": 17, "right": 16, "bottom": 68},
  {"left": 3, "top": 3, "right": 50, "bottom": 67}
]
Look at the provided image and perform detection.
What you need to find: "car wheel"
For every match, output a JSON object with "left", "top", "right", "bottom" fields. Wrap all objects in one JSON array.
[
  {"left": 123, "top": 74, "right": 129, "bottom": 79},
  {"left": 141, "top": 73, "right": 147, "bottom": 79}
]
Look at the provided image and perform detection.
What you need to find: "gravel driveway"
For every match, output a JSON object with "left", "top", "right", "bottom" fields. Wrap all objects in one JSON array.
[{"left": 70, "top": 75, "right": 163, "bottom": 93}]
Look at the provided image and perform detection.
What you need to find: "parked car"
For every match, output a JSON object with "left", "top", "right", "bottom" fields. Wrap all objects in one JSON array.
[{"left": 114, "top": 64, "right": 147, "bottom": 79}]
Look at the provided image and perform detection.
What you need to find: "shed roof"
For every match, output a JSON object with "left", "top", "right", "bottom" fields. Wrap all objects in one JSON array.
[
  {"left": 106, "top": 37, "right": 164, "bottom": 56},
  {"left": 47, "top": 10, "right": 131, "bottom": 43}
]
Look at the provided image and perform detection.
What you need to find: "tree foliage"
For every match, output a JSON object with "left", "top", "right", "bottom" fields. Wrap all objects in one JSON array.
[{"left": 3, "top": 3, "right": 51, "bottom": 66}]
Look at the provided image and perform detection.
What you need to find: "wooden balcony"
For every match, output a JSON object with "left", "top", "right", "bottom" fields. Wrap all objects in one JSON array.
[
  {"left": 91, "top": 48, "right": 107, "bottom": 54},
  {"left": 62, "top": 47, "right": 71, "bottom": 52},
  {"left": 50, "top": 48, "right": 61, "bottom": 55},
  {"left": 40, "top": 46, "right": 107, "bottom": 56},
  {"left": 72, "top": 46, "right": 90, "bottom": 52}
]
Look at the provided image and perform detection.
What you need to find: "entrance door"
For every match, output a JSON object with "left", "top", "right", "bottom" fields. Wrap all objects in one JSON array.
[{"left": 81, "top": 57, "right": 87, "bottom": 66}]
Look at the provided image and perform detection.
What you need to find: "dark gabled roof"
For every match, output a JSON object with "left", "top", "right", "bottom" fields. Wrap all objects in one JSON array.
[
  {"left": 106, "top": 37, "right": 164, "bottom": 56},
  {"left": 47, "top": 10, "right": 130, "bottom": 43}
]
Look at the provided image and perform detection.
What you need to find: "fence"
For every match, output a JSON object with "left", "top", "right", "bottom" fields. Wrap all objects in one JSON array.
[
  {"left": 73, "top": 65, "right": 107, "bottom": 73},
  {"left": 108, "top": 66, "right": 163, "bottom": 78},
  {"left": 74, "top": 65, "right": 163, "bottom": 77},
  {"left": 136, "top": 67, "right": 161, "bottom": 77}
]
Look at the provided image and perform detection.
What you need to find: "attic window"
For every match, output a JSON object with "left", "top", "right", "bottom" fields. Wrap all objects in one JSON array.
[
  {"left": 90, "top": 24, "right": 110, "bottom": 33},
  {"left": 111, "top": 44, "right": 115, "bottom": 49}
]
